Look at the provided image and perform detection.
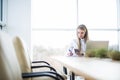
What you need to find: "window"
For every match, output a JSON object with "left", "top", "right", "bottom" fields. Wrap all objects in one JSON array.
[
  {"left": 31, "top": 0, "right": 77, "bottom": 49},
  {"left": 78, "top": 0, "right": 117, "bottom": 29},
  {"left": 31, "top": 0, "right": 119, "bottom": 57},
  {"left": 78, "top": 0, "right": 118, "bottom": 50},
  {"left": 31, "top": 0, "right": 77, "bottom": 29}
]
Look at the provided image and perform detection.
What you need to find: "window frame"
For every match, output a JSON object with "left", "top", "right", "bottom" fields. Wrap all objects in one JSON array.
[{"left": 0, "top": 0, "right": 3, "bottom": 21}]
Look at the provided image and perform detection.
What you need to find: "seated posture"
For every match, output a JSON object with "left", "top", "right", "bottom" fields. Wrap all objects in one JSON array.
[{"left": 66, "top": 24, "right": 89, "bottom": 56}]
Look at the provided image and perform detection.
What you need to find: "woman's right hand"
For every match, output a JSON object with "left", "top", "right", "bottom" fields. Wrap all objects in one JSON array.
[{"left": 67, "top": 52, "right": 73, "bottom": 56}]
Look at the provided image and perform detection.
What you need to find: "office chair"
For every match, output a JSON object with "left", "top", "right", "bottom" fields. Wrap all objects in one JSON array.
[{"left": 0, "top": 31, "right": 64, "bottom": 80}]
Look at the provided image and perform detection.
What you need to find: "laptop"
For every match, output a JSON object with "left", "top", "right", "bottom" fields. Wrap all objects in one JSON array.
[{"left": 86, "top": 41, "right": 109, "bottom": 51}]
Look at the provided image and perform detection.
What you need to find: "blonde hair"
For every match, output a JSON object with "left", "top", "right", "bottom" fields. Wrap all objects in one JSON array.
[{"left": 76, "top": 24, "right": 89, "bottom": 51}]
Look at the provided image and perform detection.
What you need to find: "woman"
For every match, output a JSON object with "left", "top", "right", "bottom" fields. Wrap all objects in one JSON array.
[{"left": 66, "top": 24, "right": 89, "bottom": 56}]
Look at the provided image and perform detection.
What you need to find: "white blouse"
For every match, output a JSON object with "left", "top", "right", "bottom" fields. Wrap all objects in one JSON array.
[{"left": 66, "top": 39, "right": 86, "bottom": 56}]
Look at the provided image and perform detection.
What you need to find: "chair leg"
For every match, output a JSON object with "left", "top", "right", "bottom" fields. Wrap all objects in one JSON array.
[
  {"left": 63, "top": 66, "right": 67, "bottom": 75},
  {"left": 70, "top": 72, "right": 75, "bottom": 80}
]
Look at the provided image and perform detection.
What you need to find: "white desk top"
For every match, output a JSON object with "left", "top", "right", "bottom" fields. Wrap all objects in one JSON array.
[{"left": 51, "top": 56, "right": 120, "bottom": 80}]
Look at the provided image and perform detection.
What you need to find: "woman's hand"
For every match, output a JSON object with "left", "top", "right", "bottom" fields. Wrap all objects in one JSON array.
[
  {"left": 67, "top": 52, "right": 73, "bottom": 56},
  {"left": 77, "top": 53, "right": 84, "bottom": 57}
]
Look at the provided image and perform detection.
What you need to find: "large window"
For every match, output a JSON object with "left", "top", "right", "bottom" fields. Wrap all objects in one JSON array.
[{"left": 31, "top": 0, "right": 119, "bottom": 57}]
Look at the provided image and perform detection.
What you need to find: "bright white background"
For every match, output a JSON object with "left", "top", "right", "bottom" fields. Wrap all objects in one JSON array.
[{"left": 31, "top": 0, "right": 118, "bottom": 50}]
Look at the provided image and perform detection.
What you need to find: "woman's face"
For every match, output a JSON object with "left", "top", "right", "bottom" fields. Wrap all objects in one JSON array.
[{"left": 77, "top": 29, "right": 86, "bottom": 39}]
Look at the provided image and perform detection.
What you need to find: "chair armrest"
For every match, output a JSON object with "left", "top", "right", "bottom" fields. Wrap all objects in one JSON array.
[
  {"left": 22, "top": 71, "right": 64, "bottom": 80},
  {"left": 32, "top": 61, "right": 50, "bottom": 65},
  {"left": 31, "top": 65, "right": 57, "bottom": 72}
]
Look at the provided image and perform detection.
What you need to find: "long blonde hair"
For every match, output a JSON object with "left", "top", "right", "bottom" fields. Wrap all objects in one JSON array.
[{"left": 76, "top": 24, "right": 89, "bottom": 51}]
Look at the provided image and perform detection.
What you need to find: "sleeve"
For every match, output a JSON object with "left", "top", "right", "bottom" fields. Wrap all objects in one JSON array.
[{"left": 65, "top": 39, "right": 79, "bottom": 56}]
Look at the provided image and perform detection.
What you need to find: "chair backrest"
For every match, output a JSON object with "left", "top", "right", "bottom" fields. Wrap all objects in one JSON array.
[
  {"left": 12, "top": 36, "right": 61, "bottom": 80},
  {"left": 13, "top": 36, "right": 31, "bottom": 73},
  {"left": 0, "top": 31, "right": 22, "bottom": 80}
]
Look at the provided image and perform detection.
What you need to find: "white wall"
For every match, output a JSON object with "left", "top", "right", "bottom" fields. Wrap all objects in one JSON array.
[{"left": 7, "top": 0, "right": 31, "bottom": 56}]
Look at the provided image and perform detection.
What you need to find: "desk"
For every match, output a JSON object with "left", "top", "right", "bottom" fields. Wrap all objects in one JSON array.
[{"left": 51, "top": 56, "right": 120, "bottom": 80}]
